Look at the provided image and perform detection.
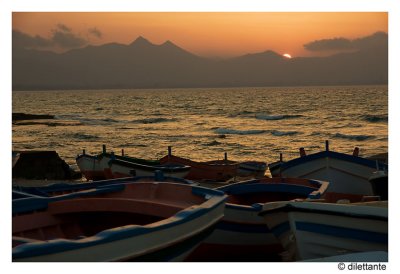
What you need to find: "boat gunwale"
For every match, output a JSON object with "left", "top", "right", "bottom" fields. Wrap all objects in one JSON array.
[
  {"left": 12, "top": 176, "right": 196, "bottom": 198},
  {"left": 275, "top": 150, "right": 388, "bottom": 173},
  {"left": 217, "top": 178, "right": 329, "bottom": 199},
  {"left": 12, "top": 183, "right": 227, "bottom": 260},
  {"left": 258, "top": 201, "right": 388, "bottom": 220},
  {"left": 109, "top": 158, "right": 190, "bottom": 172}
]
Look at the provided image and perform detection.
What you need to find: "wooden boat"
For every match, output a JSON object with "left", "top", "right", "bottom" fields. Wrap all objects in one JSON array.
[
  {"left": 269, "top": 141, "right": 388, "bottom": 195},
  {"left": 159, "top": 147, "right": 240, "bottom": 181},
  {"left": 76, "top": 145, "right": 164, "bottom": 180},
  {"left": 237, "top": 161, "right": 267, "bottom": 178},
  {"left": 259, "top": 199, "right": 388, "bottom": 261},
  {"left": 12, "top": 152, "right": 20, "bottom": 168},
  {"left": 187, "top": 177, "right": 329, "bottom": 261},
  {"left": 75, "top": 153, "right": 109, "bottom": 181},
  {"left": 13, "top": 175, "right": 196, "bottom": 198},
  {"left": 369, "top": 170, "right": 388, "bottom": 200},
  {"left": 107, "top": 158, "right": 190, "bottom": 179},
  {"left": 12, "top": 182, "right": 227, "bottom": 262}
]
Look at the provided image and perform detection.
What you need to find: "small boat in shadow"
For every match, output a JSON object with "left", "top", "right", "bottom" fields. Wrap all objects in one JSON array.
[
  {"left": 269, "top": 141, "right": 388, "bottom": 195},
  {"left": 187, "top": 177, "right": 329, "bottom": 261},
  {"left": 13, "top": 181, "right": 227, "bottom": 262},
  {"left": 259, "top": 196, "right": 388, "bottom": 261}
]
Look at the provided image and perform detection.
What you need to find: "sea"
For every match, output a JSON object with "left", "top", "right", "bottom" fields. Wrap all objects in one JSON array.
[{"left": 12, "top": 85, "right": 388, "bottom": 166}]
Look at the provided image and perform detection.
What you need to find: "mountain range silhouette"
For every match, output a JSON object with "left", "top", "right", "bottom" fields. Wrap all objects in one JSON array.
[{"left": 13, "top": 34, "right": 388, "bottom": 90}]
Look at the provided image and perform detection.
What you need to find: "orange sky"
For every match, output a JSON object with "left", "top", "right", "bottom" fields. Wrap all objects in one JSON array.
[{"left": 12, "top": 12, "right": 387, "bottom": 58}]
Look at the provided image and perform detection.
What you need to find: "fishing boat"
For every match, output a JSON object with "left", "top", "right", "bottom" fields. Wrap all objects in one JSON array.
[
  {"left": 269, "top": 141, "right": 388, "bottom": 195},
  {"left": 13, "top": 174, "right": 196, "bottom": 198},
  {"left": 259, "top": 199, "right": 388, "bottom": 261},
  {"left": 187, "top": 177, "right": 329, "bottom": 261},
  {"left": 107, "top": 158, "right": 190, "bottom": 179},
  {"left": 12, "top": 151, "right": 20, "bottom": 168},
  {"left": 75, "top": 153, "right": 109, "bottom": 181},
  {"left": 12, "top": 181, "right": 227, "bottom": 262},
  {"left": 237, "top": 161, "right": 267, "bottom": 178},
  {"left": 76, "top": 145, "right": 164, "bottom": 180},
  {"left": 369, "top": 169, "right": 388, "bottom": 200},
  {"left": 159, "top": 147, "right": 239, "bottom": 181}
]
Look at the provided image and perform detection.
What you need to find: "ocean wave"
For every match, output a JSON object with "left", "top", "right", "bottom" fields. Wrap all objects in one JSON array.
[
  {"left": 270, "top": 130, "right": 299, "bottom": 136},
  {"left": 331, "top": 123, "right": 362, "bottom": 129},
  {"left": 214, "top": 128, "right": 299, "bottom": 137},
  {"left": 204, "top": 140, "right": 222, "bottom": 146},
  {"left": 54, "top": 114, "right": 82, "bottom": 120},
  {"left": 55, "top": 115, "right": 119, "bottom": 125},
  {"left": 101, "top": 118, "right": 118, "bottom": 123},
  {"left": 332, "top": 133, "right": 374, "bottom": 141},
  {"left": 310, "top": 132, "right": 322, "bottom": 136},
  {"left": 78, "top": 118, "right": 119, "bottom": 125},
  {"left": 69, "top": 133, "right": 99, "bottom": 140},
  {"left": 361, "top": 115, "right": 388, "bottom": 123},
  {"left": 255, "top": 114, "right": 303, "bottom": 121},
  {"left": 228, "top": 110, "right": 257, "bottom": 117},
  {"left": 214, "top": 128, "right": 267, "bottom": 135},
  {"left": 131, "top": 117, "right": 178, "bottom": 124}
]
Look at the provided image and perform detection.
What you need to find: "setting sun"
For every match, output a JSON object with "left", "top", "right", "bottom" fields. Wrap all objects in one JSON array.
[{"left": 283, "top": 53, "right": 292, "bottom": 59}]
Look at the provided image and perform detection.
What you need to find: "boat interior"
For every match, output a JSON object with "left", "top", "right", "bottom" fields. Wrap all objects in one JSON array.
[
  {"left": 13, "top": 183, "right": 205, "bottom": 246},
  {"left": 222, "top": 178, "right": 321, "bottom": 206},
  {"left": 227, "top": 191, "right": 311, "bottom": 206}
]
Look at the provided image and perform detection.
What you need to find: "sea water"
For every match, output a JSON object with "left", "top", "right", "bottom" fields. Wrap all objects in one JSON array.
[{"left": 12, "top": 86, "right": 388, "bottom": 165}]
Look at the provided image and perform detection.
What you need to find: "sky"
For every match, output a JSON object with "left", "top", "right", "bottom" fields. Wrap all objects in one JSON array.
[{"left": 12, "top": 12, "right": 387, "bottom": 58}]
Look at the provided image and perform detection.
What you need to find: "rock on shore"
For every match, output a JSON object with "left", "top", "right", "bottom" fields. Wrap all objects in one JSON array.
[
  {"left": 12, "top": 113, "right": 54, "bottom": 122},
  {"left": 12, "top": 151, "right": 81, "bottom": 180}
]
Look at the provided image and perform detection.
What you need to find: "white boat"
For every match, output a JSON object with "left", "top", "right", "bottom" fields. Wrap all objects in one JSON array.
[
  {"left": 237, "top": 161, "right": 267, "bottom": 178},
  {"left": 269, "top": 141, "right": 388, "bottom": 195},
  {"left": 259, "top": 200, "right": 388, "bottom": 261},
  {"left": 188, "top": 177, "right": 329, "bottom": 261},
  {"left": 75, "top": 153, "right": 110, "bottom": 180},
  {"left": 108, "top": 158, "right": 190, "bottom": 179},
  {"left": 12, "top": 181, "right": 227, "bottom": 262},
  {"left": 369, "top": 170, "right": 388, "bottom": 200},
  {"left": 76, "top": 145, "right": 172, "bottom": 180}
]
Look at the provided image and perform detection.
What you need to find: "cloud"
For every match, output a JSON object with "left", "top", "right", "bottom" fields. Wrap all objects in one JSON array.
[
  {"left": 304, "top": 32, "right": 387, "bottom": 52},
  {"left": 13, "top": 30, "right": 53, "bottom": 49},
  {"left": 56, "top": 23, "right": 71, "bottom": 32},
  {"left": 353, "top": 32, "right": 388, "bottom": 50},
  {"left": 88, "top": 27, "right": 102, "bottom": 39},
  {"left": 51, "top": 29, "right": 87, "bottom": 48},
  {"left": 13, "top": 24, "right": 103, "bottom": 51},
  {"left": 304, "top": 37, "right": 353, "bottom": 51}
]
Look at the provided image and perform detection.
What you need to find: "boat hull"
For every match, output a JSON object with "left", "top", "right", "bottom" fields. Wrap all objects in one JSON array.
[
  {"left": 270, "top": 151, "right": 388, "bottom": 195},
  {"left": 160, "top": 155, "right": 238, "bottom": 181},
  {"left": 188, "top": 177, "right": 328, "bottom": 261},
  {"left": 76, "top": 154, "right": 109, "bottom": 181},
  {"left": 108, "top": 159, "right": 190, "bottom": 179},
  {"left": 12, "top": 183, "right": 226, "bottom": 262},
  {"left": 237, "top": 161, "right": 267, "bottom": 178},
  {"left": 188, "top": 205, "right": 282, "bottom": 261},
  {"left": 369, "top": 172, "right": 388, "bottom": 200},
  {"left": 260, "top": 202, "right": 388, "bottom": 261}
]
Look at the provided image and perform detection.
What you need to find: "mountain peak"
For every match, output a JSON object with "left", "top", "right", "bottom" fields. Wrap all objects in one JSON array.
[
  {"left": 259, "top": 50, "right": 283, "bottom": 58},
  {"left": 162, "top": 40, "right": 174, "bottom": 45},
  {"left": 130, "top": 36, "right": 153, "bottom": 47}
]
